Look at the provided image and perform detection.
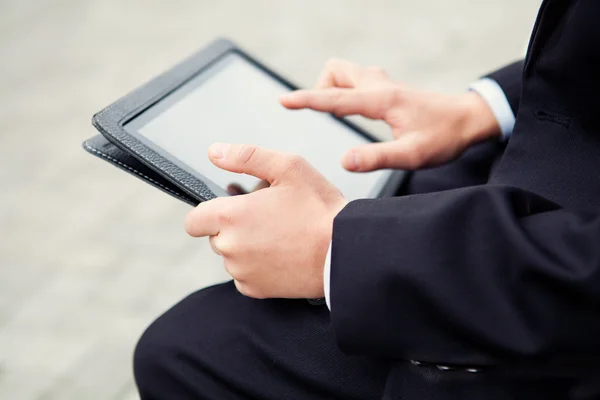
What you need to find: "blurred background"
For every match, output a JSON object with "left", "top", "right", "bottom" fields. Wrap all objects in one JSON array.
[{"left": 1, "top": 0, "right": 540, "bottom": 399}]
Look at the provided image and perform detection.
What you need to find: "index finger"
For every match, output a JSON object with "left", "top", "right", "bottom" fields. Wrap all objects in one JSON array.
[
  {"left": 280, "top": 88, "right": 390, "bottom": 119},
  {"left": 185, "top": 197, "right": 228, "bottom": 237}
]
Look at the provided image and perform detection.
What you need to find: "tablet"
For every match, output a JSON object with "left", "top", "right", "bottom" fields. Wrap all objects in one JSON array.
[{"left": 91, "top": 39, "right": 405, "bottom": 203}]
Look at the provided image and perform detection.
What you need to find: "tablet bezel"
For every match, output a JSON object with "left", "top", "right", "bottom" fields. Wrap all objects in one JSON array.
[{"left": 92, "top": 38, "right": 405, "bottom": 202}]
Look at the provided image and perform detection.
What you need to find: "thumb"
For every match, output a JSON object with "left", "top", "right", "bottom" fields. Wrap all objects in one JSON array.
[
  {"left": 208, "top": 143, "right": 305, "bottom": 183},
  {"left": 342, "top": 135, "right": 426, "bottom": 172}
]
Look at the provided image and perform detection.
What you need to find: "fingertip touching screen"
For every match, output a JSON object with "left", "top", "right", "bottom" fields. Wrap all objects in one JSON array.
[{"left": 124, "top": 52, "right": 390, "bottom": 200}]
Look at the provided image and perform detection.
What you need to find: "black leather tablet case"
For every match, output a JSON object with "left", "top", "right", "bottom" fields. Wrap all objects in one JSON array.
[{"left": 83, "top": 135, "right": 198, "bottom": 206}]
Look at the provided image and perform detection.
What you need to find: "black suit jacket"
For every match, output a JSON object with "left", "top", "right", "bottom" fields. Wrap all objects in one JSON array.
[{"left": 330, "top": 1, "right": 600, "bottom": 398}]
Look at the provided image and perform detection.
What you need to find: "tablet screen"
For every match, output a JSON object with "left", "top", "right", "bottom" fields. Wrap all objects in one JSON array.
[{"left": 124, "top": 52, "right": 390, "bottom": 200}]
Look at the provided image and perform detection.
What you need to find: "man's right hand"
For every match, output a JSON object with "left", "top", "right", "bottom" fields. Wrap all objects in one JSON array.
[{"left": 280, "top": 58, "right": 501, "bottom": 172}]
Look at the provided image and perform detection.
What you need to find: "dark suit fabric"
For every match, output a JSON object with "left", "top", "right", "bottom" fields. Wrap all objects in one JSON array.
[{"left": 331, "top": 0, "right": 600, "bottom": 391}]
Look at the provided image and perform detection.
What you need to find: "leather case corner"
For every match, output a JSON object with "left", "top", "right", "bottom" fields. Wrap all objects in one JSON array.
[{"left": 83, "top": 135, "right": 198, "bottom": 206}]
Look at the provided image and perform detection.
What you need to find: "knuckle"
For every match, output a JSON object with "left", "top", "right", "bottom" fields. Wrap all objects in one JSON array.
[
  {"left": 213, "top": 198, "right": 235, "bottom": 225},
  {"left": 385, "top": 86, "right": 404, "bottom": 106},
  {"left": 209, "top": 236, "right": 221, "bottom": 255},
  {"left": 283, "top": 154, "right": 306, "bottom": 174},
  {"left": 233, "top": 280, "right": 264, "bottom": 298},
  {"left": 379, "top": 88, "right": 404, "bottom": 120},
  {"left": 330, "top": 89, "right": 343, "bottom": 102},
  {"left": 225, "top": 258, "right": 249, "bottom": 280},
  {"left": 247, "top": 286, "right": 266, "bottom": 299},
  {"left": 214, "top": 235, "right": 235, "bottom": 257},
  {"left": 238, "top": 144, "right": 258, "bottom": 165},
  {"left": 306, "top": 93, "right": 320, "bottom": 109},
  {"left": 329, "top": 91, "right": 345, "bottom": 115},
  {"left": 363, "top": 89, "right": 391, "bottom": 119},
  {"left": 224, "top": 260, "right": 238, "bottom": 277},
  {"left": 217, "top": 210, "right": 233, "bottom": 227},
  {"left": 370, "top": 150, "right": 389, "bottom": 170},
  {"left": 252, "top": 291, "right": 267, "bottom": 300},
  {"left": 404, "top": 146, "right": 425, "bottom": 170}
]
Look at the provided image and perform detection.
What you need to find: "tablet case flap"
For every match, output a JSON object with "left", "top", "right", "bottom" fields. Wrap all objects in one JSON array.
[{"left": 83, "top": 135, "right": 198, "bottom": 206}]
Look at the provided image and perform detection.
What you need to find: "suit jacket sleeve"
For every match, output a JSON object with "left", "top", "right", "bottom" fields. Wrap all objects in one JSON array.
[
  {"left": 484, "top": 60, "right": 524, "bottom": 117},
  {"left": 329, "top": 185, "right": 600, "bottom": 370}
]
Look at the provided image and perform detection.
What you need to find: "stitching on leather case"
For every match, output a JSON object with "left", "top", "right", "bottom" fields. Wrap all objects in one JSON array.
[{"left": 84, "top": 142, "right": 192, "bottom": 202}]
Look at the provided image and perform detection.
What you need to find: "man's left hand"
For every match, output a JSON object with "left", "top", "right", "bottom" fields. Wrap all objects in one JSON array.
[{"left": 185, "top": 143, "right": 347, "bottom": 299}]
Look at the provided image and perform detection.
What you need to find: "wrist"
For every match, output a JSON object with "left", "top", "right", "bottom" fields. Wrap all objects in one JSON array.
[{"left": 459, "top": 91, "right": 502, "bottom": 146}]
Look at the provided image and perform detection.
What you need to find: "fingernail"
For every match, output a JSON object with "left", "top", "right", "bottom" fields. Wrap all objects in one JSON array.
[
  {"left": 209, "top": 143, "right": 230, "bottom": 159},
  {"left": 279, "top": 93, "right": 295, "bottom": 104},
  {"left": 281, "top": 90, "right": 303, "bottom": 100},
  {"left": 346, "top": 150, "right": 361, "bottom": 170}
]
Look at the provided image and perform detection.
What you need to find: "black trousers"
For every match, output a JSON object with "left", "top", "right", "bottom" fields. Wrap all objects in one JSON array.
[{"left": 133, "top": 140, "right": 595, "bottom": 399}]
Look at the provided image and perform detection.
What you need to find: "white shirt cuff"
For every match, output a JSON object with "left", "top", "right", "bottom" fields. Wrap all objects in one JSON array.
[
  {"left": 468, "top": 77, "right": 516, "bottom": 140},
  {"left": 323, "top": 241, "right": 332, "bottom": 310}
]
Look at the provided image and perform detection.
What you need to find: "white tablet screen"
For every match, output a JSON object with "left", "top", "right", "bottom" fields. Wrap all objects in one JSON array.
[{"left": 125, "top": 52, "right": 390, "bottom": 200}]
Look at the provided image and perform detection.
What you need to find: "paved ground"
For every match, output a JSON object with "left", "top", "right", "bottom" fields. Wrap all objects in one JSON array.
[{"left": 0, "top": 0, "right": 540, "bottom": 398}]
